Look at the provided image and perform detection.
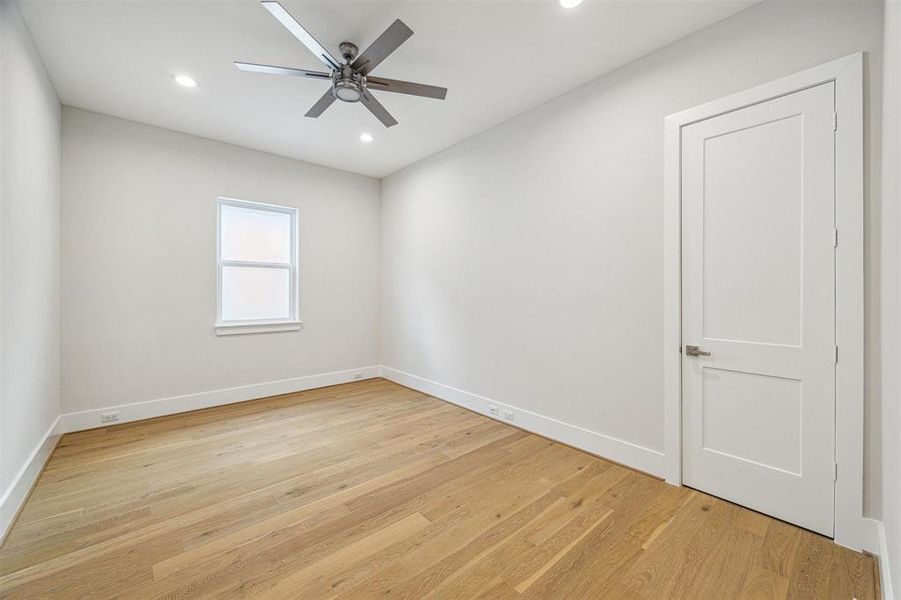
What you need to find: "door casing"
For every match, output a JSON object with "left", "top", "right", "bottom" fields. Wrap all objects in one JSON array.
[{"left": 663, "top": 53, "right": 868, "bottom": 552}]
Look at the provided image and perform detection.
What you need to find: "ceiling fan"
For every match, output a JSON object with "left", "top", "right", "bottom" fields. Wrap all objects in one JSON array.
[{"left": 235, "top": 1, "right": 448, "bottom": 128}]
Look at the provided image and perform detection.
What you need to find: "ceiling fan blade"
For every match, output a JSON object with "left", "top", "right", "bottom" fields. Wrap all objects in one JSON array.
[
  {"left": 360, "top": 89, "right": 398, "bottom": 127},
  {"left": 351, "top": 19, "right": 413, "bottom": 76},
  {"left": 235, "top": 62, "right": 331, "bottom": 80},
  {"left": 305, "top": 88, "right": 337, "bottom": 118},
  {"left": 261, "top": 1, "right": 341, "bottom": 71},
  {"left": 365, "top": 76, "right": 447, "bottom": 100}
]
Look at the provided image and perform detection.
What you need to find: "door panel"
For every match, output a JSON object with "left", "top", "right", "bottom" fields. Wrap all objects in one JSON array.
[
  {"left": 701, "top": 368, "right": 802, "bottom": 475},
  {"left": 681, "top": 82, "right": 835, "bottom": 536},
  {"left": 702, "top": 114, "right": 804, "bottom": 347}
]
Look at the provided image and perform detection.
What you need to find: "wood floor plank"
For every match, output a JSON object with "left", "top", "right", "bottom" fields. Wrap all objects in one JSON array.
[
  {"left": 757, "top": 518, "right": 803, "bottom": 578},
  {"left": 825, "top": 545, "right": 878, "bottom": 600},
  {"left": 619, "top": 491, "right": 710, "bottom": 596},
  {"left": 786, "top": 530, "right": 835, "bottom": 600},
  {"left": 0, "top": 379, "right": 877, "bottom": 599},
  {"left": 519, "top": 473, "right": 661, "bottom": 598},
  {"left": 738, "top": 565, "right": 790, "bottom": 600},
  {"left": 676, "top": 524, "right": 763, "bottom": 599},
  {"left": 515, "top": 506, "right": 613, "bottom": 593}
]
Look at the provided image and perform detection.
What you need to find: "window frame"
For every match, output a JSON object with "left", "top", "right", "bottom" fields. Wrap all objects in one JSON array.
[{"left": 215, "top": 196, "right": 300, "bottom": 336}]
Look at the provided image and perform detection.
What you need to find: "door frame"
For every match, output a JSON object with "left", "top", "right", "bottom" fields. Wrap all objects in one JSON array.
[{"left": 663, "top": 53, "right": 867, "bottom": 551}]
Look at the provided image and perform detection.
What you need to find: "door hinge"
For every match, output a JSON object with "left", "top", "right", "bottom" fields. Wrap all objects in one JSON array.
[
  {"left": 833, "top": 228, "right": 838, "bottom": 248},
  {"left": 833, "top": 461, "right": 838, "bottom": 482},
  {"left": 833, "top": 111, "right": 838, "bottom": 131},
  {"left": 834, "top": 345, "right": 839, "bottom": 364}
]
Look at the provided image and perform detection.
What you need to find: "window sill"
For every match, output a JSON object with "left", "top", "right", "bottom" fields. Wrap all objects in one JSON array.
[{"left": 215, "top": 321, "right": 302, "bottom": 336}]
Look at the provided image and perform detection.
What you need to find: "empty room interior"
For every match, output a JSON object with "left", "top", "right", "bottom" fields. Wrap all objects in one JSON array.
[{"left": 1, "top": 0, "right": 900, "bottom": 597}]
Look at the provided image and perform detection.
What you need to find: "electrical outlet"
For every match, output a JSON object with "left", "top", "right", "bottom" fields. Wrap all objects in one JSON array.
[
  {"left": 488, "top": 405, "right": 499, "bottom": 417},
  {"left": 353, "top": 372, "right": 363, "bottom": 380},
  {"left": 101, "top": 412, "right": 119, "bottom": 424},
  {"left": 502, "top": 409, "right": 515, "bottom": 422}
]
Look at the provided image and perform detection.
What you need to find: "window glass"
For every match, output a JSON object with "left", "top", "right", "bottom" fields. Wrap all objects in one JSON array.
[
  {"left": 220, "top": 204, "right": 292, "bottom": 264},
  {"left": 221, "top": 266, "right": 291, "bottom": 321}
]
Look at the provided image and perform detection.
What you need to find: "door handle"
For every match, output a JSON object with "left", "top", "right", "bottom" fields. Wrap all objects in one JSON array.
[{"left": 685, "top": 345, "right": 711, "bottom": 357}]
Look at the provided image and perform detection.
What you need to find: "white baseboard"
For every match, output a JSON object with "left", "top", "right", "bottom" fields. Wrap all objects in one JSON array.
[
  {"left": 876, "top": 519, "right": 896, "bottom": 600},
  {"left": 60, "top": 366, "right": 381, "bottom": 433},
  {"left": 380, "top": 366, "right": 666, "bottom": 478},
  {"left": 856, "top": 517, "right": 882, "bottom": 554},
  {"left": 1, "top": 415, "right": 62, "bottom": 544}
]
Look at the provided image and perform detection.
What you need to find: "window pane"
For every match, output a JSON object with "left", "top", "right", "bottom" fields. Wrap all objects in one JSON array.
[
  {"left": 221, "top": 204, "right": 292, "bottom": 263},
  {"left": 221, "top": 266, "right": 290, "bottom": 321}
]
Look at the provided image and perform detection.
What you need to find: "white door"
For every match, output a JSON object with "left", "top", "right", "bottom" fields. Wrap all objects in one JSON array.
[{"left": 681, "top": 82, "right": 836, "bottom": 536}]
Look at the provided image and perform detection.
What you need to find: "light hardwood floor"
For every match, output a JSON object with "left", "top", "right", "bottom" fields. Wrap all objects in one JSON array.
[{"left": 0, "top": 379, "right": 878, "bottom": 599}]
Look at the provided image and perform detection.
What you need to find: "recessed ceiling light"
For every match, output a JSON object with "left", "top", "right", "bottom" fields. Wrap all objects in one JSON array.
[
  {"left": 359, "top": 133, "right": 374, "bottom": 143},
  {"left": 173, "top": 74, "right": 197, "bottom": 88},
  {"left": 559, "top": 0, "right": 583, "bottom": 7}
]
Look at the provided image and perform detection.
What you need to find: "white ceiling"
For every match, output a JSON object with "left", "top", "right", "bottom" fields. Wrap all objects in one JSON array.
[{"left": 18, "top": 0, "right": 754, "bottom": 178}]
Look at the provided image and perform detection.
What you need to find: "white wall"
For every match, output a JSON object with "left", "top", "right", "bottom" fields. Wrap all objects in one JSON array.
[
  {"left": 881, "top": 0, "right": 900, "bottom": 593},
  {"left": 61, "top": 108, "right": 380, "bottom": 419},
  {"left": 381, "top": 1, "right": 884, "bottom": 511},
  {"left": 0, "top": 0, "right": 61, "bottom": 528}
]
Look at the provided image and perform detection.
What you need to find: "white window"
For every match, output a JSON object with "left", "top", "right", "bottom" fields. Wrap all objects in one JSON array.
[{"left": 216, "top": 197, "right": 299, "bottom": 335}]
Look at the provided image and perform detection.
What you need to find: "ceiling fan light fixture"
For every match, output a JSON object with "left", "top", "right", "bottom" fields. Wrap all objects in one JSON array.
[
  {"left": 359, "top": 132, "right": 374, "bottom": 143},
  {"left": 559, "top": 0, "right": 584, "bottom": 7},
  {"left": 334, "top": 79, "right": 362, "bottom": 102}
]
